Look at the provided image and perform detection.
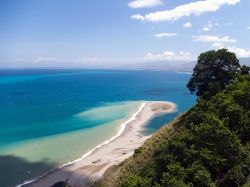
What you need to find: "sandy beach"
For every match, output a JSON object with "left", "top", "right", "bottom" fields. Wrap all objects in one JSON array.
[{"left": 22, "top": 101, "right": 176, "bottom": 187}]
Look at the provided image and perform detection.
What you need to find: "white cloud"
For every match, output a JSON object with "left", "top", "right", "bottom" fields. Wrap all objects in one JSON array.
[
  {"left": 193, "top": 35, "right": 237, "bottom": 43},
  {"left": 131, "top": 0, "right": 240, "bottom": 22},
  {"left": 128, "top": 0, "right": 163, "bottom": 9},
  {"left": 154, "top": 32, "right": 178, "bottom": 38},
  {"left": 34, "top": 57, "right": 58, "bottom": 63},
  {"left": 77, "top": 57, "right": 137, "bottom": 63},
  {"left": 228, "top": 47, "right": 250, "bottom": 58},
  {"left": 77, "top": 50, "right": 194, "bottom": 64},
  {"left": 202, "top": 21, "right": 213, "bottom": 31},
  {"left": 247, "top": 26, "right": 250, "bottom": 30},
  {"left": 144, "top": 50, "right": 194, "bottom": 62},
  {"left": 212, "top": 42, "right": 225, "bottom": 49},
  {"left": 203, "top": 27, "right": 209, "bottom": 32},
  {"left": 34, "top": 57, "right": 70, "bottom": 64},
  {"left": 202, "top": 21, "right": 219, "bottom": 31},
  {"left": 183, "top": 22, "right": 192, "bottom": 28},
  {"left": 131, "top": 14, "right": 145, "bottom": 21}
]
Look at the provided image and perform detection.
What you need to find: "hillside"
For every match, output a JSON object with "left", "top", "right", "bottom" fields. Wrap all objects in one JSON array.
[
  {"left": 96, "top": 114, "right": 186, "bottom": 187},
  {"left": 97, "top": 74, "right": 250, "bottom": 187}
]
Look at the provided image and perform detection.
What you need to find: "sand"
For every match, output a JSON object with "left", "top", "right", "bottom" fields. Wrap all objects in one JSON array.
[{"left": 23, "top": 101, "right": 176, "bottom": 187}]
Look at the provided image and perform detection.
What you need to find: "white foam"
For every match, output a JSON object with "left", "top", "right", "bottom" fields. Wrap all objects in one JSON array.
[{"left": 16, "top": 102, "right": 146, "bottom": 187}]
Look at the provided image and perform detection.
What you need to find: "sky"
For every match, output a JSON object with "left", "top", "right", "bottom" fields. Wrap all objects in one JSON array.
[{"left": 0, "top": 0, "right": 250, "bottom": 68}]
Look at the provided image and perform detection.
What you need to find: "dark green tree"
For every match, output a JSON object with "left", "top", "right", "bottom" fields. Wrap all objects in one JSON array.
[
  {"left": 240, "top": 65, "right": 250, "bottom": 75},
  {"left": 187, "top": 49, "right": 241, "bottom": 99},
  {"left": 185, "top": 163, "right": 214, "bottom": 187}
]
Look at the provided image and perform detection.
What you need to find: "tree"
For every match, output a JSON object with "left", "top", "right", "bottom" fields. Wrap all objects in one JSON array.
[
  {"left": 240, "top": 65, "right": 250, "bottom": 75},
  {"left": 187, "top": 49, "right": 241, "bottom": 99},
  {"left": 185, "top": 163, "right": 214, "bottom": 187}
]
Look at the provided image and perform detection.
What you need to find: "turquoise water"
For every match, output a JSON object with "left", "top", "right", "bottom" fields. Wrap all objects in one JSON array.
[
  {"left": 144, "top": 112, "right": 180, "bottom": 135},
  {"left": 0, "top": 69, "right": 195, "bottom": 186}
]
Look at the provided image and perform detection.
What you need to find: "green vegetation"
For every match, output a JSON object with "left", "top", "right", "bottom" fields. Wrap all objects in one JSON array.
[
  {"left": 187, "top": 49, "right": 241, "bottom": 100},
  {"left": 97, "top": 49, "right": 250, "bottom": 187},
  {"left": 241, "top": 65, "right": 250, "bottom": 75}
]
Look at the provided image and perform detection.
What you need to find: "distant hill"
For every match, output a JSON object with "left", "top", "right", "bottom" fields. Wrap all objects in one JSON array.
[
  {"left": 147, "top": 58, "right": 250, "bottom": 72},
  {"left": 122, "top": 58, "right": 250, "bottom": 72},
  {"left": 172, "top": 58, "right": 250, "bottom": 72}
]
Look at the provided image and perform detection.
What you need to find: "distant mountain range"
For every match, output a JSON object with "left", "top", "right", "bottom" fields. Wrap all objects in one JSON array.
[
  {"left": 142, "top": 57, "right": 250, "bottom": 72},
  {"left": 115, "top": 58, "right": 250, "bottom": 72},
  {"left": 5, "top": 58, "right": 248, "bottom": 72}
]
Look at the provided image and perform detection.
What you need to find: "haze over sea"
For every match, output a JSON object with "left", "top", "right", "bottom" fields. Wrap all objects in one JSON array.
[{"left": 0, "top": 69, "right": 195, "bottom": 186}]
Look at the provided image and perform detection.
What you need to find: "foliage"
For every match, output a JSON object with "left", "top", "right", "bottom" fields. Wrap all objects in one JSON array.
[
  {"left": 121, "top": 175, "right": 151, "bottom": 187},
  {"left": 187, "top": 49, "right": 241, "bottom": 99},
  {"left": 116, "top": 75, "right": 250, "bottom": 187},
  {"left": 241, "top": 65, "right": 250, "bottom": 75}
]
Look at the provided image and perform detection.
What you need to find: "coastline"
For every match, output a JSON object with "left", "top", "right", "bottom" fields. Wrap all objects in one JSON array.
[{"left": 20, "top": 101, "right": 176, "bottom": 187}]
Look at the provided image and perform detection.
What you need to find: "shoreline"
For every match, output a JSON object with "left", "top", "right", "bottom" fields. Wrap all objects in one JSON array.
[{"left": 20, "top": 101, "right": 176, "bottom": 187}]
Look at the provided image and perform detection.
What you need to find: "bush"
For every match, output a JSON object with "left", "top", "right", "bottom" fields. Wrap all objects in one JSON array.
[{"left": 121, "top": 175, "right": 151, "bottom": 187}]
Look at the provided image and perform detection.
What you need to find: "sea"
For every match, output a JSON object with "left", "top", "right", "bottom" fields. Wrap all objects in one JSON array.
[{"left": 0, "top": 69, "right": 196, "bottom": 187}]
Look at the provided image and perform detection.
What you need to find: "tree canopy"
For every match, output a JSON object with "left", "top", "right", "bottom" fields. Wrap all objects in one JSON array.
[
  {"left": 241, "top": 65, "right": 250, "bottom": 75},
  {"left": 187, "top": 49, "right": 241, "bottom": 99}
]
